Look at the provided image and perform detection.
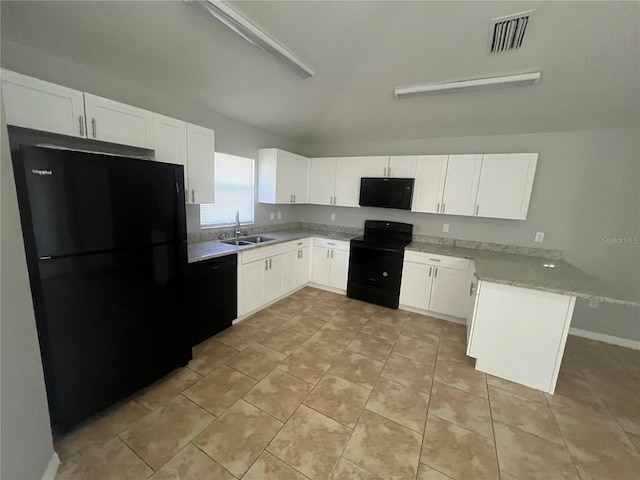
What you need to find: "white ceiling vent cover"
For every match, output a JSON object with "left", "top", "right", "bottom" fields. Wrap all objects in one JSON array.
[{"left": 488, "top": 9, "right": 536, "bottom": 54}]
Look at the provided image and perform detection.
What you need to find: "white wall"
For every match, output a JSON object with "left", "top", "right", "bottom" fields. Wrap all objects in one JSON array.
[
  {"left": 1, "top": 95, "right": 55, "bottom": 479},
  {"left": 299, "top": 128, "right": 640, "bottom": 341}
]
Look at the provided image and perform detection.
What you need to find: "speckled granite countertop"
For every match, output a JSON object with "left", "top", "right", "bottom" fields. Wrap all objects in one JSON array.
[
  {"left": 187, "top": 229, "right": 356, "bottom": 263},
  {"left": 406, "top": 241, "right": 639, "bottom": 307}
]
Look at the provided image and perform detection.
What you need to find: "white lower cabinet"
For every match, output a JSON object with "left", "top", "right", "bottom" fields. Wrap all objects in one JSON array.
[
  {"left": 284, "top": 246, "right": 309, "bottom": 292},
  {"left": 399, "top": 251, "right": 470, "bottom": 318},
  {"left": 311, "top": 238, "right": 350, "bottom": 290},
  {"left": 240, "top": 259, "right": 265, "bottom": 315}
]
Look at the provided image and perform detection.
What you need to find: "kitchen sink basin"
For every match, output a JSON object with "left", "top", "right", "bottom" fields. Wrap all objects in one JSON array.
[
  {"left": 220, "top": 239, "right": 253, "bottom": 246},
  {"left": 241, "top": 236, "right": 275, "bottom": 243}
]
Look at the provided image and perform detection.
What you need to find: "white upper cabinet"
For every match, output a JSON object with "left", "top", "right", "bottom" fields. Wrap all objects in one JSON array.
[
  {"left": 334, "top": 156, "right": 388, "bottom": 207},
  {"left": 474, "top": 154, "right": 538, "bottom": 220},
  {"left": 153, "top": 113, "right": 188, "bottom": 189},
  {"left": 1, "top": 68, "right": 86, "bottom": 138},
  {"left": 387, "top": 155, "right": 417, "bottom": 178},
  {"left": 84, "top": 93, "right": 154, "bottom": 149},
  {"left": 258, "top": 148, "right": 309, "bottom": 204},
  {"left": 308, "top": 157, "right": 337, "bottom": 205},
  {"left": 412, "top": 155, "right": 448, "bottom": 213},
  {"left": 186, "top": 124, "right": 215, "bottom": 205},
  {"left": 441, "top": 154, "right": 483, "bottom": 216}
]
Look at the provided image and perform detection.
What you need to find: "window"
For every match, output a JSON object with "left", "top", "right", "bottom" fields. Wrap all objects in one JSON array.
[{"left": 200, "top": 152, "right": 255, "bottom": 227}]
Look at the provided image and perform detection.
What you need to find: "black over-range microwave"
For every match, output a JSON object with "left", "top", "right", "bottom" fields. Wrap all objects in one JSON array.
[{"left": 359, "top": 177, "right": 415, "bottom": 210}]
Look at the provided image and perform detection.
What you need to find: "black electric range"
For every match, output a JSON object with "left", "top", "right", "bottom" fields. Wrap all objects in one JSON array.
[{"left": 347, "top": 220, "right": 413, "bottom": 309}]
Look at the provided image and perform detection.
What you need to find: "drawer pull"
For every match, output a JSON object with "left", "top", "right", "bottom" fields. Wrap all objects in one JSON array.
[
  {"left": 429, "top": 258, "right": 441, "bottom": 262},
  {"left": 428, "top": 266, "right": 432, "bottom": 277},
  {"left": 434, "top": 267, "right": 438, "bottom": 278}
]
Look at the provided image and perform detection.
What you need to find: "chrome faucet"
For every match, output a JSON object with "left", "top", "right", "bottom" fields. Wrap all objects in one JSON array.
[{"left": 235, "top": 211, "right": 241, "bottom": 238}]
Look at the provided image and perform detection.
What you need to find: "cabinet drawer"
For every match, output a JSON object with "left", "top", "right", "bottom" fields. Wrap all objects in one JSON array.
[
  {"left": 282, "top": 238, "right": 311, "bottom": 251},
  {"left": 404, "top": 251, "right": 470, "bottom": 271},
  {"left": 314, "top": 237, "right": 350, "bottom": 251},
  {"left": 241, "top": 243, "right": 287, "bottom": 264}
]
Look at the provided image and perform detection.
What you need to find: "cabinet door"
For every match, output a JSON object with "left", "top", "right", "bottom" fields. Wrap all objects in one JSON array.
[
  {"left": 84, "top": 93, "right": 154, "bottom": 149},
  {"left": 441, "top": 155, "right": 482, "bottom": 216},
  {"left": 412, "top": 155, "right": 448, "bottom": 213},
  {"left": 312, "top": 247, "right": 331, "bottom": 285},
  {"left": 263, "top": 255, "right": 285, "bottom": 303},
  {"left": 283, "top": 250, "right": 297, "bottom": 293},
  {"left": 334, "top": 156, "right": 388, "bottom": 207},
  {"left": 388, "top": 156, "right": 417, "bottom": 178},
  {"left": 153, "top": 114, "right": 188, "bottom": 198},
  {"left": 329, "top": 249, "right": 349, "bottom": 290},
  {"left": 308, "top": 157, "right": 337, "bottom": 205},
  {"left": 295, "top": 247, "right": 310, "bottom": 288},
  {"left": 429, "top": 266, "right": 469, "bottom": 318},
  {"left": 271, "top": 150, "right": 308, "bottom": 204},
  {"left": 1, "top": 69, "right": 86, "bottom": 138},
  {"left": 399, "top": 262, "right": 433, "bottom": 310},
  {"left": 475, "top": 154, "right": 538, "bottom": 220},
  {"left": 240, "top": 260, "right": 264, "bottom": 315},
  {"left": 186, "top": 124, "right": 215, "bottom": 204}
]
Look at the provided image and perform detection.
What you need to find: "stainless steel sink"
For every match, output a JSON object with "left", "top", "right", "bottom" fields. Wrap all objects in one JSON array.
[
  {"left": 240, "top": 236, "right": 275, "bottom": 244},
  {"left": 220, "top": 239, "right": 253, "bottom": 246}
]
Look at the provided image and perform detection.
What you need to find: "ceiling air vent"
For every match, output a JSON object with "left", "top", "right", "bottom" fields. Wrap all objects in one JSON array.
[{"left": 488, "top": 9, "right": 535, "bottom": 54}]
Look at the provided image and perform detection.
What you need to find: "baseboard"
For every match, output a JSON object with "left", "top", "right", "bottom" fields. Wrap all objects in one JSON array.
[
  {"left": 42, "top": 452, "right": 60, "bottom": 480},
  {"left": 569, "top": 327, "right": 640, "bottom": 350}
]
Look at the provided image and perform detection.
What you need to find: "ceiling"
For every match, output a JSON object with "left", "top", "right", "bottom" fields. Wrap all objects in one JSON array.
[{"left": 1, "top": 1, "right": 638, "bottom": 145}]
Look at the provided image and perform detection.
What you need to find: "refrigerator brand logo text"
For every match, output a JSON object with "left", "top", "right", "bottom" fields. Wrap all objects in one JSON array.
[{"left": 32, "top": 169, "right": 53, "bottom": 176}]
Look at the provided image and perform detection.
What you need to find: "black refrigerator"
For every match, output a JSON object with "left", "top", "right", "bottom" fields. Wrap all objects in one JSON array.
[{"left": 12, "top": 145, "right": 192, "bottom": 435}]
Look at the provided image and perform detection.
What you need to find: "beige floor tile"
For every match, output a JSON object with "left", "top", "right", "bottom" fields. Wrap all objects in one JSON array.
[
  {"left": 321, "top": 320, "right": 361, "bottom": 340},
  {"left": 330, "top": 457, "right": 378, "bottom": 479},
  {"left": 55, "top": 399, "right": 153, "bottom": 472},
  {"left": 304, "top": 373, "right": 370, "bottom": 428},
  {"left": 393, "top": 335, "right": 438, "bottom": 366},
  {"left": 421, "top": 415, "right": 499, "bottom": 480},
  {"left": 277, "top": 346, "right": 334, "bottom": 385},
  {"left": 268, "top": 404, "right": 352, "bottom": 480},
  {"left": 343, "top": 409, "right": 421, "bottom": 480},
  {"left": 402, "top": 315, "right": 443, "bottom": 340},
  {"left": 575, "top": 456, "right": 640, "bottom": 480},
  {"left": 417, "top": 463, "right": 453, "bottom": 480},
  {"left": 499, "top": 471, "right": 519, "bottom": 480},
  {"left": 314, "top": 294, "right": 349, "bottom": 309},
  {"left": 381, "top": 354, "right": 434, "bottom": 394},
  {"left": 486, "top": 374, "right": 546, "bottom": 403},
  {"left": 428, "top": 382, "right": 492, "bottom": 438},
  {"left": 333, "top": 308, "right": 373, "bottom": 327},
  {"left": 303, "top": 303, "right": 341, "bottom": 321},
  {"left": 436, "top": 338, "right": 474, "bottom": 367},
  {"left": 489, "top": 386, "right": 563, "bottom": 444},
  {"left": 243, "top": 451, "right": 309, "bottom": 480},
  {"left": 183, "top": 365, "right": 256, "bottom": 416},
  {"left": 340, "top": 299, "right": 378, "bottom": 316},
  {"left": 119, "top": 395, "right": 214, "bottom": 470},
  {"left": 194, "top": 399, "right": 283, "bottom": 478},
  {"left": 434, "top": 359, "right": 487, "bottom": 398},
  {"left": 148, "top": 443, "right": 234, "bottom": 480},
  {"left": 136, "top": 368, "right": 201, "bottom": 410},
  {"left": 214, "top": 322, "right": 267, "bottom": 351},
  {"left": 438, "top": 321, "right": 466, "bottom": 342},
  {"left": 284, "top": 314, "right": 329, "bottom": 336},
  {"left": 366, "top": 377, "right": 429, "bottom": 433},
  {"left": 245, "top": 309, "right": 291, "bottom": 331},
  {"left": 360, "top": 319, "right": 403, "bottom": 343},
  {"left": 244, "top": 369, "right": 313, "bottom": 421},
  {"left": 57, "top": 436, "right": 153, "bottom": 480},
  {"left": 266, "top": 297, "right": 313, "bottom": 319},
  {"left": 347, "top": 332, "right": 394, "bottom": 361},
  {"left": 329, "top": 350, "right": 385, "bottom": 390},
  {"left": 552, "top": 370, "right": 604, "bottom": 408},
  {"left": 494, "top": 421, "right": 579, "bottom": 480},
  {"left": 259, "top": 327, "right": 310, "bottom": 355},
  {"left": 584, "top": 370, "right": 640, "bottom": 418},
  {"left": 369, "top": 309, "right": 409, "bottom": 326},
  {"left": 226, "top": 343, "right": 287, "bottom": 380},
  {"left": 302, "top": 329, "right": 353, "bottom": 359},
  {"left": 188, "top": 339, "right": 239, "bottom": 376}
]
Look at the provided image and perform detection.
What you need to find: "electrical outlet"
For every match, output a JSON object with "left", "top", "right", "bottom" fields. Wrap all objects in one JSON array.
[
  {"left": 277, "top": 211, "right": 282, "bottom": 220},
  {"left": 535, "top": 232, "right": 544, "bottom": 243},
  {"left": 443, "top": 224, "right": 449, "bottom": 233},
  {"left": 270, "top": 212, "right": 275, "bottom": 220},
  {"left": 331, "top": 213, "right": 336, "bottom": 221}
]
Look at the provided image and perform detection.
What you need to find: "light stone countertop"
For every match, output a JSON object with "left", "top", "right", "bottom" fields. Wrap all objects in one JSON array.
[{"left": 187, "top": 228, "right": 639, "bottom": 308}]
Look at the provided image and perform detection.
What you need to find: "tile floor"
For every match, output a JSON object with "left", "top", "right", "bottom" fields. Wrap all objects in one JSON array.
[{"left": 55, "top": 287, "right": 640, "bottom": 480}]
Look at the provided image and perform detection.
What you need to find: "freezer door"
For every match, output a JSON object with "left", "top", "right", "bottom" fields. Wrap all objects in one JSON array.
[
  {"left": 14, "top": 145, "right": 186, "bottom": 258},
  {"left": 34, "top": 244, "right": 190, "bottom": 434}
]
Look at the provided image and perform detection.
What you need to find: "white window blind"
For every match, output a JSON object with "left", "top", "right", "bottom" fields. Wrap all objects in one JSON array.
[{"left": 200, "top": 153, "right": 255, "bottom": 227}]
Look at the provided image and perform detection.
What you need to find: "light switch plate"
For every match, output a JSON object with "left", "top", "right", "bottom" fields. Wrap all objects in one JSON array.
[
  {"left": 277, "top": 211, "right": 282, "bottom": 220},
  {"left": 535, "top": 232, "right": 544, "bottom": 243},
  {"left": 331, "top": 213, "right": 336, "bottom": 221},
  {"left": 270, "top": 212, "right": 275, "bottom": 220},
  {"left": 443, "top": 224, "right": 449, "bottom": 233}
]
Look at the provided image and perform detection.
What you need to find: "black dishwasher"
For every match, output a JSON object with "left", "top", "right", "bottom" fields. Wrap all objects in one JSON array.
[{"left": 186, "top": 253, "right": 237, "bottom": 346}]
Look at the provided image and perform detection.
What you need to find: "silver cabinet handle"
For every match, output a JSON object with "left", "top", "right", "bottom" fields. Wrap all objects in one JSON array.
[
  {"left": 384, "top": 167, "right": 387, "bottom": 177},
  {"left": 428, "top": 266, "right": 432, "bottom": 277},
  {"left": 475, "top": 205, "right": 480, "bottom": 216},
  {"left": 326, "top": 250, "right": 329, "bottom": 258},
  {"left": 269, "top": 258, "right": 272, "bottom": 269},
  {"left": 429, "top": 258, "right": 441, "bottom": 262},
  {"left": 437, "top": 202, "right": 440, "bottom": 213},
  {"left": 293, "top": 194, "right": 296, "bottom": 203},
  {"left": 265, "top": 259, "right": 268, "bottom": 271},
  {"left": 333, "top": 196, "right": 337, "bottom": 205},
  {"left": 442, "top": 203, "right": 446, "bottom": 213},
  {"left": 79, "top": 116, "right": 84, "bottom": 136},
  {"left": 191, "top": 189, "right": 195, "bottom": 203},
  {"left": 388, "top": 167, "right": 391, "bottom": 177},
  {"left": 91, "top": 118, "right": 97, "bottom": 138},
  {"left": 434, "top": 267, "right": 438, "bottom": 278},
  {"left": 330, "top": 250, "right": 334, "bottom": 258}
]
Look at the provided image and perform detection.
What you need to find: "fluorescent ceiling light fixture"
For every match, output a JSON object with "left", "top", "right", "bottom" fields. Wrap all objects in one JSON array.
[
  {"left": 394, "top": 72, "right": 541, "bottom": 98},
  {"left": 197, "top": 0, "right": 315, "bottom": 79}
]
